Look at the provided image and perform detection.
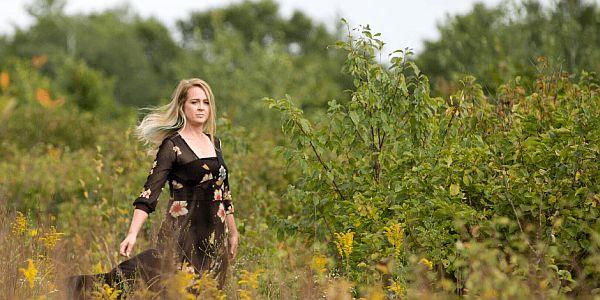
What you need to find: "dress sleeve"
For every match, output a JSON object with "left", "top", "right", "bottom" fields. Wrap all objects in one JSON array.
[
  {"left": 133, "top": 138, "right": 176, "bottom": 214},
  {"left": 223, "top": 173, "right": 234, "bottom": 215},
  {"left": 219, "top": 138, "right": 234, "bottom": 215}
]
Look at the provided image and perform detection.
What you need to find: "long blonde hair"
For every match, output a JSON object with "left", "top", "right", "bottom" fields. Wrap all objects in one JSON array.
[{"left": 135, "top": 78, "right": 217, "bottom": 151}]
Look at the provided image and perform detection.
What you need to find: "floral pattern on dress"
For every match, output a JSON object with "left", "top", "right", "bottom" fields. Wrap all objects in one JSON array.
[
  {"left": 218, "top": 165, "right": 226, "bottom": 180},
  {"left": 201, "top": 173, "right": 213, "bottom": 183},
  {"left": 223, "top": 189, "right": 232, "bottom": 201},
  {"left": 171, "top": 179, "right": 183, "bottom": 189},
  {"left": 140, "top": 188, "right": 152, "bottom": 199},
  {"left": 217, "top": 202, "right": 226, "bottom": 223},
  {"left": 149, "top": 160, "right": 157, "bottom": 175},
  {"left": 213, "top": 189, "right": 222, "bottom": 201},
  {"left": 169, "top": 201, "right": 188, "bottom": 218},
  {"left": 173, "top": 145, "right": 182, "bottom": 156}
]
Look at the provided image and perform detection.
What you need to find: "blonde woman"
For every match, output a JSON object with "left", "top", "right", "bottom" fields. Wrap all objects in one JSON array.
[{"left": 67, "top": 78, "right": 238, "bottom": 298}]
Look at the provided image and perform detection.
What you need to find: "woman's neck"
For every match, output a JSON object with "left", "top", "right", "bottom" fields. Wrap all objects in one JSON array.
[{"left": 179, "top": 124, "right": 205, "bottom": 138}]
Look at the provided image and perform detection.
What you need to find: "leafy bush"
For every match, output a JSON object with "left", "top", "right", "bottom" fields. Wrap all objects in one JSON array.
[{"left": 266, "top": 20, "right": 600, "bottom": 296}]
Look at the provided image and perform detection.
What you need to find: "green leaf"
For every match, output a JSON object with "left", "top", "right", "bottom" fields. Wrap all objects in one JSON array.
[
  {"left": 449, "top": 183, "right": 461, "bottom": 196},
  {"left": 349, "top": 110, "right": 360, "bottom": 125}
]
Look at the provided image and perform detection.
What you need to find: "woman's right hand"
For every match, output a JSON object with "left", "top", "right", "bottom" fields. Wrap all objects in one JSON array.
[
  {"left": 119, "top": 234, "right": 137, "bottom": 258},
  {"left": 119, "top": 208, "right": 148, "bottom": 258}
]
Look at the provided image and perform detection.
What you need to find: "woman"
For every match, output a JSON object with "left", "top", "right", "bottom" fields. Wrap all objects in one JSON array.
[{"left": 67, "top": 78, "right": 239, "bottom": 298}]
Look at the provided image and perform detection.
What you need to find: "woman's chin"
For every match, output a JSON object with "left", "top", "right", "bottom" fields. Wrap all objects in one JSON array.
[{"left": 189, "top": 119, "right": 207, "bottom": 126}]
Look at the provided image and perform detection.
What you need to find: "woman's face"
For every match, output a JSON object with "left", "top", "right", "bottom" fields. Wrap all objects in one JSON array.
[{"left": 182, "top": 86, "right": 210, "bottom": 126}]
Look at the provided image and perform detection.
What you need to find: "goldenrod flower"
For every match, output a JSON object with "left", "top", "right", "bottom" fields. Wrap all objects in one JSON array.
[
  {"left": 91, "top": 262, "right": 105, "bottom": 274},
  {"left": 165, "top": 265, "right": 196, "bottom": 300},
  {"left": 193, "top": 270, "right": 225, "bottom": 299},
  {"left": 334, "top": 230, "right": 354, "bottom": 266},
  {"left": 40, "top": 227, "right": 63, "bottom": 250},
  {"left": 387, "top": 280, "right": 404, "bottom": 296},
  {"left": 238, "top": 269, "right": 261, "bottom": 290},
  {"left": 311, "top": 254, "right": 328, "bottom": 274},
  {"left": 384, "top": 223, "right": 404, "bottom": 258},
  {"left": 19, "top": 259, "right": 38, "bottom": 288},
  {"left": 11, "top": 211, "right": 27, "bottom": 235},
  {"left": 419, "top": 258, "right": 433, "bottom": 270},
  {"left": 91, "top": 283, "right": 122, "bottom": 299}
]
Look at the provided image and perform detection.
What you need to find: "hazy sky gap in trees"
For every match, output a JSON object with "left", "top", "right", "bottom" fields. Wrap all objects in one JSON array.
[{"left": 0, "top": 0, "right": 554, "bottom": 55}]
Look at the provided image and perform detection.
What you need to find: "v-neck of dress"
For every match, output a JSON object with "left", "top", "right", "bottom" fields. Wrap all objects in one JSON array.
[{"left": 176, "top": 132, "right": 218, "bottom": 162}]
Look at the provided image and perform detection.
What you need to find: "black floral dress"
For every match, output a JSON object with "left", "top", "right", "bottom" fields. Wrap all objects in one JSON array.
[{"left": 67, "top": 132, "right": 235, "bottom": 298}]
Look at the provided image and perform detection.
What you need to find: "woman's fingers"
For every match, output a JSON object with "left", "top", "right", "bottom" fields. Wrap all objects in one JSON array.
[
  {"left": 119, "top": 241, "right": 127, "bottom": 257},
  {"left": 125, "top": 243, "right": 132, "bottom": 257},
  {"left": 119, "top": 238, "right": 133, "bottom": 257},
  {"left": 229, "top": 236, "right": 238, "bottom": 260}
]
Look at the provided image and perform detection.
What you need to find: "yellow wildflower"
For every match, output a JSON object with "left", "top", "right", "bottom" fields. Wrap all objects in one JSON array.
[
  {"left": 164, "top": 266, "right": 195, "bottom": 300},
  {"left": 238, "top": 269, "right": 261, "bottom": 290},
  {"left": 387, "top": 280, "right": 404, "bottom": 296},
  {"left": 19, "top": 259, "right": 38, "bottom": 288},
  {"left": 91, "top": 283, "right": 122, "bottom": 299},
  {"left": 91, "top": 262, "right": 105, "bottom": 274},
  {"left": 40, "top": 227, "right": 64, "bottom": 250},
  {"left": 419, "top": 258, "right": 433, "bottom": 270},
  {"left": 384, "top": 223, "right": 404, "bottom": 258},
  {"left": 193, "top": 270, "right": 225, "bottom": 300},
  {"left": 311, "top": 254, "right": 328, "bottom": 274},
  {"left": 238, "top": 269, "right": 262, "bottom": 300},
  {"left": 239, "top": 290, "right": 252, "bottom": 300},
  {"left": 29, "top": 228, "right": 39, "bottom": 237},
  {"left": 12, "top": 211, "right": 27, "bottom": 235},
  {"left": 334, "top": 230, "right": 354, "bottom": 265}
]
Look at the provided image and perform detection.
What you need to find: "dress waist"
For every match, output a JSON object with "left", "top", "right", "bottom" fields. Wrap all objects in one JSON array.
[{"left": 177, "top": 181, "right": 214, "bottom": 202}]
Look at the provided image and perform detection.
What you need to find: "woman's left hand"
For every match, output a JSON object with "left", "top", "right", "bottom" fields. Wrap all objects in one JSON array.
[{"left": 228, "top": 233, "right": 238, "bottom": 261}]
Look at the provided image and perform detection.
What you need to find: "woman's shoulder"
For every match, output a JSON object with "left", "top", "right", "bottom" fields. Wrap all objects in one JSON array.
[
  {"left": 206, "top": 133, "right": 222, "bottom": 150},
  {"left": 156, "top": 131, "right": 179, "bottom": 148},
  {"left": 164, "top": 131, "right": 180, "bottom": 142}
]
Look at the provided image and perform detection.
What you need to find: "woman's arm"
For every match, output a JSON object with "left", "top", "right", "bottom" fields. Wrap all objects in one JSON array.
[
  {"left": 226, "top": 214, "right": 238, "bottom": 260},
  {"left": 119, "top": 208, "right": 149, "bottom": 257},
  {"left": 121, "top": 137, "right": 175, "bottom": 257}
]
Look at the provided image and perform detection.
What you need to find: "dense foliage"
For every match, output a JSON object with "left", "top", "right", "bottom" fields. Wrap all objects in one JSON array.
[{"left": 266, "top": 20, "right": 600, "bottom": 296}]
